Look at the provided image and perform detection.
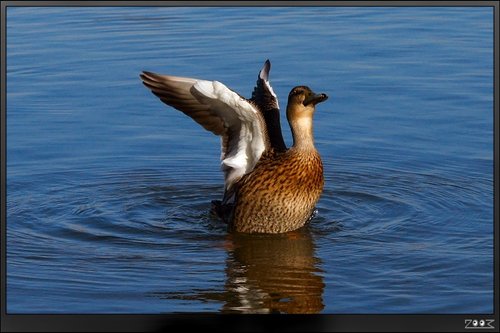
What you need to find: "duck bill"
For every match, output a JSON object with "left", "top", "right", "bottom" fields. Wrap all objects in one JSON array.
[{"left": 303, "top": 93, "right": 328, "bottom": 106}]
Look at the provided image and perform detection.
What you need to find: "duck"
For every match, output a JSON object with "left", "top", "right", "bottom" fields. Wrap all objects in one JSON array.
[{"left": 140, "top": 60, "right": 328, "bottom": 234}]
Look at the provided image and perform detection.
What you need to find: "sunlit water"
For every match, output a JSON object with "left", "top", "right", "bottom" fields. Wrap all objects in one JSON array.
[{"left": 6, "top": 6, "right": 493, "bottom": 313}]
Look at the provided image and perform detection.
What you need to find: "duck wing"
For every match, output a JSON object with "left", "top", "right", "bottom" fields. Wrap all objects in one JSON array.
[
  {"left": 140, "top": 71, "right": 270, "bottom": 194},
  {"left": 250, "top": 60, "right": 287, "bottom": 152}
]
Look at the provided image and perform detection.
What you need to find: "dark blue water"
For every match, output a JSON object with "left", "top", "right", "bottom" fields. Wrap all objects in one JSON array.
[{"left": 6, "top": 6, "right": 494, "bottom": 314}]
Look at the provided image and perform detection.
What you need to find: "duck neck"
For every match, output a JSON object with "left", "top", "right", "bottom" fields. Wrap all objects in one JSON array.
[{"left": 289, "top": 116, "right": 315, "bottom": 151}]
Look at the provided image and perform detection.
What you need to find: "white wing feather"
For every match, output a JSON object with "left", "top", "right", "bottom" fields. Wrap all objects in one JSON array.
[
  {"left": 140, "top": 71, "right": 267, "bottom": 192},
  {"left": 191, "top": 80, "right": 266, "bottom": 189}
]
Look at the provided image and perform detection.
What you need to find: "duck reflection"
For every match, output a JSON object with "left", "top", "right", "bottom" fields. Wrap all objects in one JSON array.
[
  {"left": 153, "top": 227, "right": 325, "bottom": 313},
  {"left": 221, "top": 228, "right": 325, "bottom": 313}
]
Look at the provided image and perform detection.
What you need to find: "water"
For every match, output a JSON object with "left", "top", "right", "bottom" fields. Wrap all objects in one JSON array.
[{"left": 5, "top": 6, "right": 494, "bottom": 314}]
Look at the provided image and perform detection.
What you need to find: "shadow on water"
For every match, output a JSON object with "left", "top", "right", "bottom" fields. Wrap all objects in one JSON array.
[{"left": 153, "top": 227, "right": 325, "bottom": 314}]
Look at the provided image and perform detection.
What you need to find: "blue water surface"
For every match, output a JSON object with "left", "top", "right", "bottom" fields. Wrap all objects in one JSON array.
[{"left": 5, "top": 6, "right": 494, "bottom": 314}]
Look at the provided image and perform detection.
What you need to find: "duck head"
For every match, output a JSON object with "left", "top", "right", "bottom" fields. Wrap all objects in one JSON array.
[
  {"left": 289, "top": 85, "right": 327, "bottom": 105},
  {"left": 286, "top": 86, "right": 328, "bottom": 149},
  {"left": 286, "top": 86, "right": 327, "bottom": 121}
]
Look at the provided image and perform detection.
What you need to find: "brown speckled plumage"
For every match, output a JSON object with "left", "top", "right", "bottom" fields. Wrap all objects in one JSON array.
[
  {"left": 231, "top": 148, "right": 324, "bottom": 233},
  {"left": 140, "top": 60, "right": 328, "bottom": 234}
]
